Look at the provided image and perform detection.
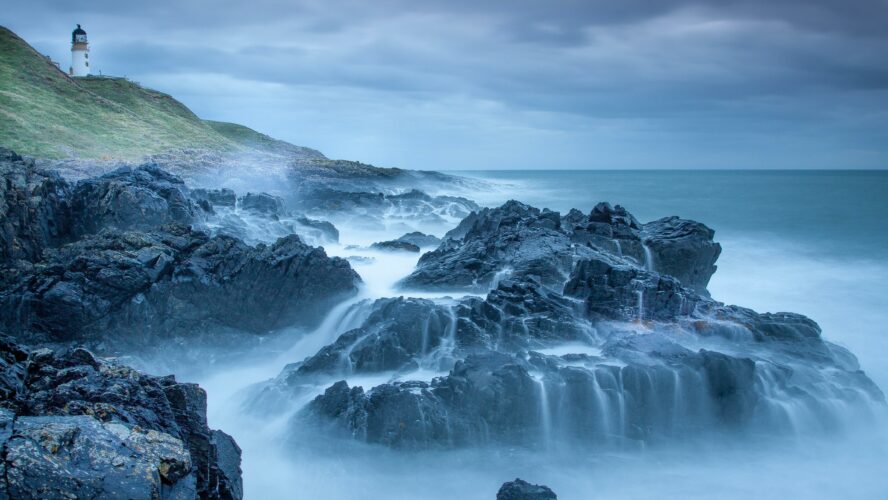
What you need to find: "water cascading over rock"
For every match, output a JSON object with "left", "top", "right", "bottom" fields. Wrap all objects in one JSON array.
[{"left": 279, "top": 199, "right": 883, "bottom": 449}]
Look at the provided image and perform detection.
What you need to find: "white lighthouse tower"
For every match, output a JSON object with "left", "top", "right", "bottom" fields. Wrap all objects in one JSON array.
[{"left": 70, "top": 24, "right": 89, "bottom": 77}]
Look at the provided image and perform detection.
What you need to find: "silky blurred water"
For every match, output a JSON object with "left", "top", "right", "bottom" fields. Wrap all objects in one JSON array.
[
  {"left": 457, "top": 169, "right": 888, "bottom": 388},
  {"left": 184, "top": 169, "right": 888, "bottom": 500}
]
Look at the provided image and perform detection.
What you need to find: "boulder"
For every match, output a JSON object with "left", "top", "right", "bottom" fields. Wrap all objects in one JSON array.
[
  {"left": 497, "top": 479, "right": 557, "bottom": 500},
  {"left": 642, "top": 216, "right": 721, "bottom": 294}
]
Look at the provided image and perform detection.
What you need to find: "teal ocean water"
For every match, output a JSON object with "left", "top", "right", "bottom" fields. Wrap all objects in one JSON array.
[{"left": 457, "top": 170, "right": 888, "bottom": 388}]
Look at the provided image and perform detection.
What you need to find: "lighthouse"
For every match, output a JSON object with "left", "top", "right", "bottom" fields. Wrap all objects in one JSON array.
[{"left": 70, "top": 24, "right": 89, "bottom": 77}]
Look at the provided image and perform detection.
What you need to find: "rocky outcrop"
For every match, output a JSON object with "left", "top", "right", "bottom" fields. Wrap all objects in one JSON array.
[
  {"left": 302, "top": 332, "right": 882, "bottom": 448},
  {"left": 0, "top": 148, "right": 70, "bottom": 264},
  {"left": 238, "top": 192, "right": 283, "bottom": 215},
  {"left": 192, "top": 188, "right": 237, "bottom": 208},
  {"left": 563, "top": 254, "right": 701, "bottom": 321},
  {"left": 403, "top": 201, "right": 721, "bottom": 296},
  {"left": 0, "top": 336, "right": 242, "bottom": 499},
  {"left": 402, "top": 201, "right": 579, "bottom": 291},
  {"left": 395, "top": 231, "right": 441, "bottom": 248},
  {"left": 0, "top": 225, "right": 360, "bottom": 346},
  {"left": 370, "top": 240, "right": 420, "bottom": 253},
  {"left": 280, "top": 279, "right": 591, "bottom": 383},
  {"left": 642, "top": 216, "right": 721, "bottom": 294},
  {"left": 291, "top": 200, "right": 883, "bottom": 450},
  {"left": 497, "top": 479, "right": 557, "bottom": 500},
  {"left": 292, "top": 187, "right": 479, "bottom": 232},
  {"left": 70, "top": 164, "right": 199, "bottom": 236}
]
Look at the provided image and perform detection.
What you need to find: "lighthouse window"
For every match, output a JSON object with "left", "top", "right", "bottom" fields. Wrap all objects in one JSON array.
[
  {"left": 85, "top": 53, "right": 88, "bottom": 59},
  {"left": 85, "top": 62, "right": 89, "bottom": 67}
]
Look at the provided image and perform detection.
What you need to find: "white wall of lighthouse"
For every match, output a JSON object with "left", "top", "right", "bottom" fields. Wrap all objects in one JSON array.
[{"left": 70, "top": 24, "right": 89, "bottom": 77}]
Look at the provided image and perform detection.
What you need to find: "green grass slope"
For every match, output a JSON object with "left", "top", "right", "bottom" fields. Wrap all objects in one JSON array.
[
  {"left": 0, "top": 26, "right": 315, "bottom": 162},
  {"left": 205, "top": 120, "right": 324, "bottom": 160}
]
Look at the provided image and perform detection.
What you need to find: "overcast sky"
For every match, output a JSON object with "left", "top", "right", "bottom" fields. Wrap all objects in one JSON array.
[{"left": 5, "top": 0, "right": 888, "bottom": 169}]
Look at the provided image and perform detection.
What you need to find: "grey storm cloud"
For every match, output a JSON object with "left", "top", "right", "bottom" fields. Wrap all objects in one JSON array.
[{"left": 4, "top": 0, "right": 888, "bottom": 169}]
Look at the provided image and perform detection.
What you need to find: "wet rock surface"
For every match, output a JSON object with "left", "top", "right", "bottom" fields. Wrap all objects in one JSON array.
[
  {"left": 370, "top": 240, "right": 421, "bottom": 252},
  {"left": 0, "top": 224, "right": 359, "bottom": 346},
  {"left": 402, "top": 200, "right": 720, "bottom": 294},
  {"left": 289, "top": 200, "right": 883, "bottom": 450},
  {"left": 497, "top": 479, "right": 558, "bottom": 500},
  {"left": 0, "top": 148, "right": 71, "bottom": 264},
  {"left": 395, "top": 231, "right": 442, "bottom": 248},
  {"left": 0, "top": 336, "right": 242, "bottom": 499},
  {"left": 70, "top": 164, "right": 200, "bottom": 236}
]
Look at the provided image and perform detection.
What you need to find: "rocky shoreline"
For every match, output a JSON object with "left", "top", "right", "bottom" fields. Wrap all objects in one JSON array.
[{"left": 1, "top": 146, "right": 884, "bottom": 498}]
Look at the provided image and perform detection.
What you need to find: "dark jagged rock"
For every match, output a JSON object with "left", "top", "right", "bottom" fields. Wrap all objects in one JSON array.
[
  {"left": 0, "top": 336, "right": 242, "bottom": 499},
  {"left": 292, "top": 298, "right": 454, "bottom": 377},
  {"left": 563, "top": 255, "right": 701, "bottom": 321},
  {"left": 370, "top": 240, "right": 421, "bottom": 253},
  {"left": 497, "top": 479, "right": 557, "bottom": 500},
  {"left": 402, "top": 201, "right": 581, "bottom": 291},
  {"left": 0, "top": 148, "right": 71, "bottom": 264},
  {"left": 285, "top": 279, "right": 591, "bottom": 383},
  {"left": 192, "top": 188, "right": 237, "bottom": 208},
  {"left": 70, "top": 164, "right": 199, "bottom": 236},
  {"left": 302, "top": 338, "right": 882, "bottom": 448},
  {"left": 292, "top": 187, "right": 479, "bottom": 232},
  {"left": 396, "top": 231, "right": 441, "bottom": 248},
  {"left": 405, "top": 200, "right": 722, "bottom": 295},
  {"left": 295, "top": 215, "right": 339, "bottom": 243},
  {"left": 0, "top": 225, "right": 360, "bottom": 345},
  {"left": 642, "top": 216, "right": 721, "bottom": 294},
  {"left": 284, "top": 200, "right": 883, "bottom": 452},
  {"left": 238, "top": 192, "right": 284, "bottom": 215}
]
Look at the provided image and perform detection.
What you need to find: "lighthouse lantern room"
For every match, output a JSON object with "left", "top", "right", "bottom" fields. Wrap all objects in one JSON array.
[{"left": 70, "top": 24, "right": 89, "bottom": 77}]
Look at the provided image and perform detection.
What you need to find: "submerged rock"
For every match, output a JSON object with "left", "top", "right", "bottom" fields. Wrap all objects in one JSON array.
[
  {"left": 0, "top": 336, "right": 242, "bottom": 499},
  {"left": 0, "top": 224, "right": 360, "bottom": 345},
  {"left": 497, "top": 479, "right": 557, "bottom": 500}
]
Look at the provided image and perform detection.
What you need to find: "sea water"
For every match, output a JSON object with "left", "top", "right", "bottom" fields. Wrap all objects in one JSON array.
[{"left": 187, "top": 169, "right": 888, "bottom": 499}]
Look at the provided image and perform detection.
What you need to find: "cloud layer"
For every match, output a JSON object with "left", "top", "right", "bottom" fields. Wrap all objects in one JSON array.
[{"left": 6, "top": 0, "right": 888, "bottom": 169}]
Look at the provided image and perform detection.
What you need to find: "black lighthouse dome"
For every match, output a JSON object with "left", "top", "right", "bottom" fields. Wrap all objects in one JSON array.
[{"left": 72, "top": 24, "right": 87, "bottom": 43}]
